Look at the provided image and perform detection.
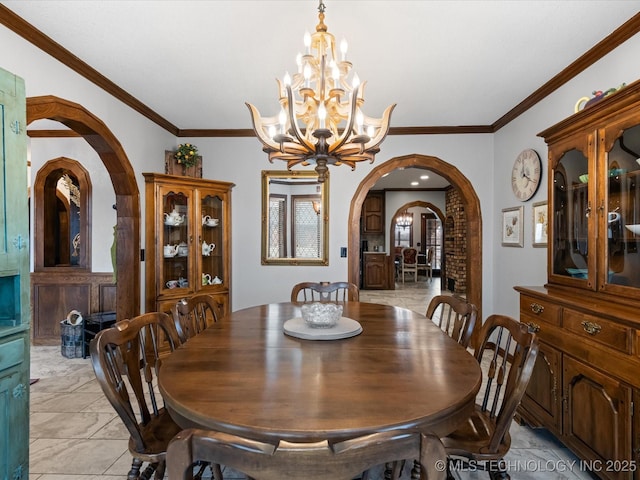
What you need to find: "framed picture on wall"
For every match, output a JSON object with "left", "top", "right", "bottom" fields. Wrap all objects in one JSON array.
[
  {"left": 532, "top": 201, "right": 548, "bottom": 247},
  {"left": 501, "top": 206, "right": 524, "bottom": 247}
]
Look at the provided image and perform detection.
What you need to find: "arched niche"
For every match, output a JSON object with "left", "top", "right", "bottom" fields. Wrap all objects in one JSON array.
[
  {"left": 389, "top": 200, "right": 445, "bottom": 247},
  {"left": 389, "top": 200, "right": 445, "bottom": 279},
  {"left": 33, "top": 157, "right": 92, "bottom": 270},
  {"left": 27, "top": 95, "right": 140, "bottom": 320},
  {"left": 349, "top": 154, "right": 482, "bottom": 340}
]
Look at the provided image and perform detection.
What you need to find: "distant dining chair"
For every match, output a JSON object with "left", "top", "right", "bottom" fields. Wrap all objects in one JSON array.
[
  {"left": 172, "top": 294, "right": 219, "bottom": 344},
  {"left": 90, "top": 312, "right": 222, "bottom": 480},
  {"left": 426, "top": 294, "right": 477, "bottom": 349},
  {"left": 167, "top": 428, "right": 447, "bottom": 480},
  {"left": 291, "top": 281, "right": 359, "bottom": 303},
  {"left": 439, "top": 314, "right": 539, "bottom": 479},
  {"left": 400, "top": 247, "right": 418, "bottom": 283}
]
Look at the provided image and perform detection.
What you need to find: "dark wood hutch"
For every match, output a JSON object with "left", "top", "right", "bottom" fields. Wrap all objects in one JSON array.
[{"left": 516, "top": 79, "right": 640, "bottom": 480}]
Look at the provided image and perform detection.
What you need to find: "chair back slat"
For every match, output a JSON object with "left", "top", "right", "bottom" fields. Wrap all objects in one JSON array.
[
  {"left": 291, "top": 282, "right": 359, "bottom": 303},
  {"left": 474, "top": 314, "right": 539, "bottom": 453},
  {"left": 172, "top": 294, "right": 220, "bottom": 344},
  {"left": 167, "top": 428, "right": 447, "bottom": 480},
  {"left": 426, "top": 295, "right": 477, "bottom": 348}
]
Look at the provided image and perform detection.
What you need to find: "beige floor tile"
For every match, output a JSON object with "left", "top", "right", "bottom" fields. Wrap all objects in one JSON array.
[
  {"left": 103, "top": 450, "right": 136, "bottom": 476},
  {"left": 36, "top": 476, "right": 124, "bottom": 480},
  {"left": 72, "top": 377, "right": 103, "bottom": 393},
  {"left": 90, "top": 416, "right": 129, "bottom": 440},
  {"left": 30, "top": 438, "right": 128, "bottom": 475},
  {"left": 30, "top": 412, "right": 117, "bottom": 439},
  {"left": 30, "top": 391, "right": 103, "bottom": 413},
  {"left": 29, "top": 375, "right": 95, "bottom": 393}
]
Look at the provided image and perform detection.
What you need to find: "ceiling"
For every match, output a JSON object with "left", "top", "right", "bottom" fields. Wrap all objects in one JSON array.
[{"left": 2, "top": 0, "right": 639, "bottom": 189}]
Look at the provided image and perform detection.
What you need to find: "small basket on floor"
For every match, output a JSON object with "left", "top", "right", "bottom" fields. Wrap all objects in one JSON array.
[{"left": 61, "top": 310, "right": 84, "bottom": 358}]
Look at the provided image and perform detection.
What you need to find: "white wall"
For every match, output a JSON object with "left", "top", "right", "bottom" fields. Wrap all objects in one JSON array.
[
  {"left": 3, "top": 23, "right": 640, "bottom": 319},
  {"left": 493, "top": 33, "right": 640, "bottom": 318}
]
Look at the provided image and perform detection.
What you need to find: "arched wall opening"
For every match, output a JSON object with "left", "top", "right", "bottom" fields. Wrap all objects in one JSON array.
[
  {"left": 27, "top": 95, "right": 140, "bottom": 321},
  {"left": 348, "top": 154, "right": 482, "bottom": 337}
]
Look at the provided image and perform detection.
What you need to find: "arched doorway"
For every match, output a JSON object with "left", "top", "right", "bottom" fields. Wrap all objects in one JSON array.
[
  {"left": 348, "top": 154, "right": 482, "bottom": 330},
  {"left": 389, "top": 201, "right": 445, "bottom": 284},
  {"left": 27, "top": 95, "right": 140, "bottom": 320}
]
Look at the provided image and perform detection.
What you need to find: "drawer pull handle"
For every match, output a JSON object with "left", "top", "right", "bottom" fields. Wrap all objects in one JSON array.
[
  {"left": 581, "top": 320, "right": 602, "bottom": 335},
  {"left": 525, "top": 321, "right": 540, "bottom": 333},
  {"left": 530, "top": 303, "right": 545, "bottom": 314}
]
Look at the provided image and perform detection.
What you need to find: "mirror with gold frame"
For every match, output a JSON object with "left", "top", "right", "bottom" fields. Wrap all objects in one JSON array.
[{"left": 262, "top": 170, "right": 329, "bottom": 265}]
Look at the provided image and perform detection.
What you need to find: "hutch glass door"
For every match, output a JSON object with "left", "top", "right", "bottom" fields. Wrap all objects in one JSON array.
[
  {"left": 200, "top": 192, "right": 224, "bottom": 287},
  {"left": 602, "top": 122, "right": 640, "bottom": 291},
  {"left": 552, "top": 147, "right": 592, "bottom": 287},
  {"left": 162, "top": 189, "right": 190, "bottom": 292}
]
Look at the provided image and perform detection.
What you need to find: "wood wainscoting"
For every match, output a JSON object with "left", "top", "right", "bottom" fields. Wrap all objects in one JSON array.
[{"left": 31, "top": 272, "right": 116, "bottom": 345}]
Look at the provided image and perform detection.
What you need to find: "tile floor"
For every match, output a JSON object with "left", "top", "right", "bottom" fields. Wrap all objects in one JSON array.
[{"left": 28, "top": 278, "right": 594, "bottom": 479}]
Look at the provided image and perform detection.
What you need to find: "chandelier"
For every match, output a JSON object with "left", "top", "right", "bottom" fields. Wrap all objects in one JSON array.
[
  {"left": 396, "top": 210, "right": 413, "bottom": 228},
  {"left": 246, "top": 1, "right": 395, "bottom": 183}
]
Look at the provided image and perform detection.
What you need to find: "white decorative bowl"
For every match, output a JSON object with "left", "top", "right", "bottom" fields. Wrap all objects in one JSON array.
[
  {"left": 625, "top": 224, "right": 640, "bottom": 235},
  {"left": 301, "top": 303, "right": 343, "bottom": 329}
]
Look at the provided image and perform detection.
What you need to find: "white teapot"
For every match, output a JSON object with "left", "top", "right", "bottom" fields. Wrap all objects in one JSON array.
[
  {"left": 202, "top": 241, "right": 215, "bottom": 256},
  {"left": 177, "top": 242, "right": 188, "bottom": 256},
  {"left": 164, "top": 208, "right": 185, "bottom": 225},
  {"left": 163, "top": 244, "right": 178, "bottom": 257}
]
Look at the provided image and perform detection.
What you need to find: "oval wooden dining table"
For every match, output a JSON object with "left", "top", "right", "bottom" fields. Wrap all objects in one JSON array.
[{"left": 158, "top": 301, "right": 482, "bottom": 443}]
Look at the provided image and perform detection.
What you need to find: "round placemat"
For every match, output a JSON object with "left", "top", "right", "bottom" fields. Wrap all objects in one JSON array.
[{"left": 283, "top": 317, "right": 362, "bottom": 340}]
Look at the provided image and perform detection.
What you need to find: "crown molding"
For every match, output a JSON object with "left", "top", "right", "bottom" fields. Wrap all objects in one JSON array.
[{"left": 4, "top": 5, "right": 639, "bottom": 138}]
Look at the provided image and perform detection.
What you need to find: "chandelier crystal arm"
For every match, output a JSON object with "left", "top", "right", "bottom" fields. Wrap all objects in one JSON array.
[
  {"left": 246, "top": 0, "right": 394, "bottom": 182},
  {"left": 284, "top": 84, "right": 316, "bottom": 152}
]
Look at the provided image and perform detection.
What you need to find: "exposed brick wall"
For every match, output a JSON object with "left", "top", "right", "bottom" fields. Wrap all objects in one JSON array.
[{"left": 445, "top": 187, "right": 467, "bottom": 294}]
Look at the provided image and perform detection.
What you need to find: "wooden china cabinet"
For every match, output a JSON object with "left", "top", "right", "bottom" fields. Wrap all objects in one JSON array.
[
  {"left": 516, "top": 79, "right": 640, "bottom": 480},
  {"left": 143, "top": 173, "right": 234, "bottom": 321}
]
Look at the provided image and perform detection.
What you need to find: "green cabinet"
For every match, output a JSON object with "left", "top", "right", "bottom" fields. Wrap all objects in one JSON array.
[{"left": 0, "top": 67, "right": 30, "bottom": 480}]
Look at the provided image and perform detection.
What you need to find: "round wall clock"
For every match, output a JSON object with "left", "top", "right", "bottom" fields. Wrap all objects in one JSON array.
[{"left": 511, "top": 149, "right": 542, "bottom": 201}]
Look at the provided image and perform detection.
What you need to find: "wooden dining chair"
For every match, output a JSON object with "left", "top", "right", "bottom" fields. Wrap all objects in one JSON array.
[
  {"left": 90, "top": 312, "right": 222, "bottom": 480},
  {"left": 400, "top": 247, "right": 418, "bottom": 283},
  {"left": 290, "top": 281, "right": 359, "bottom": 303},
  {"left": 426, "top": 294, "right": 478, "bottom": 349},
  {"left": 438, "top": 314, "right": 539, "bottom": 479},
  {"left": 167, "top": 428, "right": 447, "bottom": 480},
  {"left": 172, "top": 294, "right": 220, "bottom": 344}
]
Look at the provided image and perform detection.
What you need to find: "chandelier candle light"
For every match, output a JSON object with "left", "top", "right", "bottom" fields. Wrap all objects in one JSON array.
[{"left": 246, "top": 1, "right": 395, "bottom": 183}]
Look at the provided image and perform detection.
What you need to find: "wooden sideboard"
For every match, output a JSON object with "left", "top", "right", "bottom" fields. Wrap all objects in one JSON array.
[
  {"left": 516, "top": 286, "right": 638, "bottom": 480},
  {"left": 516, "top": 79, "right": 640, "bottom": 480}
]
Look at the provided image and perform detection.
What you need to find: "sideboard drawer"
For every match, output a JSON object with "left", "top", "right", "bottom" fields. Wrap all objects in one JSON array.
[
  {"left": 564, "top": 310, "right": 632, "bottom": 354},
  {"left": 520, "top": 295, "right": 561, "bottom": 327}
]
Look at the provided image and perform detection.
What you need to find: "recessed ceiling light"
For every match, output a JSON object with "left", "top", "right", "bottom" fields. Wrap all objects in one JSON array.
[
  {"left": 410, "top": 181, "right": 419, "bottom": 186},
  {"left": 420, "top": 175, "right": 429, "bottom": 180}
]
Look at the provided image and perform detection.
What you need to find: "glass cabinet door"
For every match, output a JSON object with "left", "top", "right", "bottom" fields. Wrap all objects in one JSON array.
[
  {"left": 199, "top": 191, "right": 224, "bottom": 289},
  {"left": 161, "top": 187, "right": 191, "bottom": 292},
  {"left": 551, "top": 144, "right": 594, "bottom": 289},
  {"left": 602, "top": 122, "right": 640, "bottom": 292}
]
